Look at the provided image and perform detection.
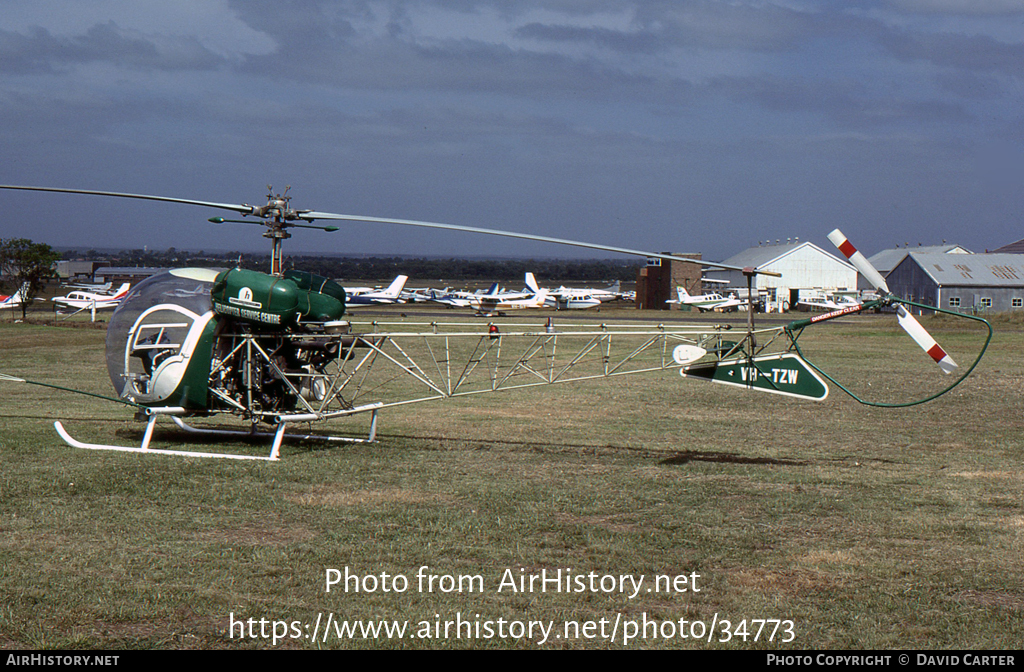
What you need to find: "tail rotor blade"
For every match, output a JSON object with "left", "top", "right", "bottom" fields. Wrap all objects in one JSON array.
[
  {"left": 827, "top": 229, "right": 890, "bottom": 294},
  {"left": 896, "top": 305, "right": 958, "bottom": 374},
  {"left": 827, "top": 228, "right": 957, "bottom": 374}
]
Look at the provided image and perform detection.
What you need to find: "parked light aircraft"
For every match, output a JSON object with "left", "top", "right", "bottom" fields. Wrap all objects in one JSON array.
[
  {"left": 587, "top": 280, "right": 625, "bottom": 303},
  {"left": 524, "top": 273, "right": 601, "bottom": 310},
  {"left": 548, "top": 279, "right": 624, "bottom": 304},
  {"left": 666, "top": 287, "right": 744, "bottom": 312},
  {"left": 343, "top": 275, "right": 408, "bottom": 307},
  {"left": 63, "top": 280, "right": 113, "bottom": 292},
  {"left": 796, "top": 293, "right": 862, "bottom": 312},
  {"left": 52, "top": 282, "right": 130, "bottom": 314},
  {"left": 469, "top": 281, "right": 550, "bottom": 316},
  {"left": 427, "top": 277, "right": 546, "bottom": 314},
  {"left": 0, "top": 283, "right": 30, "bottom": 308},
  {"left": 425, "top": 287, "right": 474, "bottom": 308},
  {"left": 0, "top": 184, "right": 991, "bottom": 462}
]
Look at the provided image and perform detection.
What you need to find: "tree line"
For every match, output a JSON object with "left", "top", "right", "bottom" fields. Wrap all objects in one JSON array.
[
  {"left": 60, "top": 248, "right": 642, "bottom": 283},
  {"left": 0, "top": 238, "right": 61, "bottom": 319}
]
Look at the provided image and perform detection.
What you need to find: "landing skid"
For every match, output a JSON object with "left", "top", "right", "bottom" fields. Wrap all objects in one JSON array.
[{"left": 54, "top": 406, "right": 381, "bottom": 461}]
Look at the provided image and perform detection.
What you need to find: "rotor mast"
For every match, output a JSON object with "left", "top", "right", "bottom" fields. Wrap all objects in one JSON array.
[{"left": 255, "top": 186, "right": 295, "bottom": 276}]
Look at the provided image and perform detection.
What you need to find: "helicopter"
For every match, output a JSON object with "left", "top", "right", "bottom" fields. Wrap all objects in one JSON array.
[{"left": 0, "top": 184, "right": 992, "bottom": 461}]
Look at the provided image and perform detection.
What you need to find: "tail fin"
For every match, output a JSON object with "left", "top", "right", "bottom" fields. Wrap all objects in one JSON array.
[
  {"left": 382, "top": 275, "right": 409, "bottom": 298},
  {"left": 112, "top": 283, "right": 131, "bottom": 299},
  {"left": 525, "top": 272, "right": 539, "bottom": 293}
]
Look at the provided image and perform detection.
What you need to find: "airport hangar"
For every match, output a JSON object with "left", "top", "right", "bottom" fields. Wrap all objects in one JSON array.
[
  {"left": 702, "top": 240, "right": 857, "bottom": 312},
  {"left": 885, "top": 252, "right": 1024, "bottom": 314},
  {"left": 865, "top": 244, "right": 973, "bottom": 292}
]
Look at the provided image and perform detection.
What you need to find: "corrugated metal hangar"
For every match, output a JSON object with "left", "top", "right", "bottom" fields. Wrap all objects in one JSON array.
[
  {"left": 886, "top": 253, "right": 1024, "bottom": 314},
  {"left": 704, "top": 240, "right": 857, "bottom": 312},
  {"left": 866, "top": 244, "right": 972, "bottom": 291}
]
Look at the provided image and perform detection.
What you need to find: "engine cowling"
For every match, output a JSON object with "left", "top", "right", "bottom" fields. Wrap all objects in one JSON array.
[{"left": 210, "top": 268, "right": 346, "bottom": 327}]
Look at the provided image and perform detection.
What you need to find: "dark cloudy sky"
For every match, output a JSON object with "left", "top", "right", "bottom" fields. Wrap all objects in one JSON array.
[{"left": 1, "top": 1, "right": 1021, "bottom": 262}]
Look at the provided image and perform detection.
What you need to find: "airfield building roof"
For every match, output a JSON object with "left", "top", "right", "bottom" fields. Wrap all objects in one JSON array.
[
  {"left": 868, "top": 244, "right": 972, "bottom": 275},
  {"left": 716, "top": 240, "right": 802, "bottom": 268},
  {"left": 95, "top": 267, "right": 165, "bottom": 282},
  {"left": 896, "top": 253, "right": 1024, "bottom": 287},
  {"left": 715, "top": 240, "right": 845, "bottom": 270},
  {"left": 991, "top": 237, "right": 1024, "bottom": 254}
]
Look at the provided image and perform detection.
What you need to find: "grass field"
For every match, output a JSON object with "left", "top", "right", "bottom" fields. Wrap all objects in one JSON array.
[{"left": 0, "top": 305, "right": 1021, "bottom": 649}]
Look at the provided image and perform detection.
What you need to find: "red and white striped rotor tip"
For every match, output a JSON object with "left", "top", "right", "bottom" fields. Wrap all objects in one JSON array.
[
  {"left": 827, "top": 229, "right": 890, "bottom": 294},
  {"left": 896, "top": 305, "right": 958, "bottom": 374}
]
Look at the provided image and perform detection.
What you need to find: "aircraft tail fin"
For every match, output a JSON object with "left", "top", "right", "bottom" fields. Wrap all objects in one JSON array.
[
  {"left": 3, "top": 282, "right": 32, "bottom": 305},
  {"left": 382, "top": 275, "right": 409, "bottom": 298},
  {"left": 525, "top": 272, "right": 539, "bottom": 293}
]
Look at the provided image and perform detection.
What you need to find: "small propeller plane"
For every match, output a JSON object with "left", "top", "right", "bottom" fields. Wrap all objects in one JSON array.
[
  {"left": 468, "top": 283, "right": 550, "bottom": 317},
  {"left": 63, "top": 280, "right": 113, "bottom": 292},
  {"left": 0, "top": 184, "right": 991, "bottom": 461},
  {"left": 425, "top": 287, "right": 474, "bottom": 309},
  {"left": 343, "top": 275, "right": 409, "bottom": 308},
  {"left": 0, "top": 283, "right": 31, "bottom": 308},
  {"left": 52, "top": 282, "right": 131, "bottom": 314},
  {"left": 666, "top": 287, "right": 745, "bottom": 312},
  {"left": 525, "top": 273, "right": 603, "bottom": 310},
  {"left": 796, "top": 292, "right": 862, "bottom": 312}
]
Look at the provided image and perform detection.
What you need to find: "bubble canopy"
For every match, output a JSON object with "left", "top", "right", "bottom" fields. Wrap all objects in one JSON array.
[{"left": 105, "top": 268, "right": 222, "bottom": 399}]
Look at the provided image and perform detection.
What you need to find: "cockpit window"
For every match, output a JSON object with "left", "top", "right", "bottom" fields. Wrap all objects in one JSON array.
[{"left": 106, "top": 269, "right": 220, "bottom": 400}]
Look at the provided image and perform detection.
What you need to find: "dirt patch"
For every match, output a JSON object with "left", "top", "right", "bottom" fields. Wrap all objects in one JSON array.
[{"left": 949, "top": 471, "right": 1024, "bottom": 481}]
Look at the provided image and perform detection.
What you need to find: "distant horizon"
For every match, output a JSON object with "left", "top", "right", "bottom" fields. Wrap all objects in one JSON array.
[
  {"left": 51, "top": 245, "right": 649, "bottom": 263},
  {"left": 49, "top": 235, "right": 999, "bottom": 263}
]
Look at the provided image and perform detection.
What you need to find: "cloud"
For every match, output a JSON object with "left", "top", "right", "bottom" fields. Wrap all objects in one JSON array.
[
  {"left": 0, "top": 1, "right": 1021, "bottom": 260},
  {"left": 0, "top": 23, "right": 225, "bottom": 73},
  {"left": 883, "top": 0, "right": 1024, "bottom": 16},
  {"left": 878, "top": 28, "right": 1024, "bottom": 78},
  {"left": 708, "top": 74, "right": 973, "bottom": 128}
]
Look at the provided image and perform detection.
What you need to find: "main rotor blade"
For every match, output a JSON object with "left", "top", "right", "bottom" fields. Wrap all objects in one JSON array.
[
  {"left": 0, "top": 185, "right": 259, "bottom": 217},
  {"left": 0, "top": 183, "right": 779, "bottom": 275},
  {"left": 302, "top": 210, "right": 769, "bottom": 274},
  {"left": 827, "top": 228, "right": 957, "bottom": 374}
]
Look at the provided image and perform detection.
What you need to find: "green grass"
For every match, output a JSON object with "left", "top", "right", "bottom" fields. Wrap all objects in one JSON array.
[{"left": 0, "top": 306, "right": 1021, "bottom": 649}]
